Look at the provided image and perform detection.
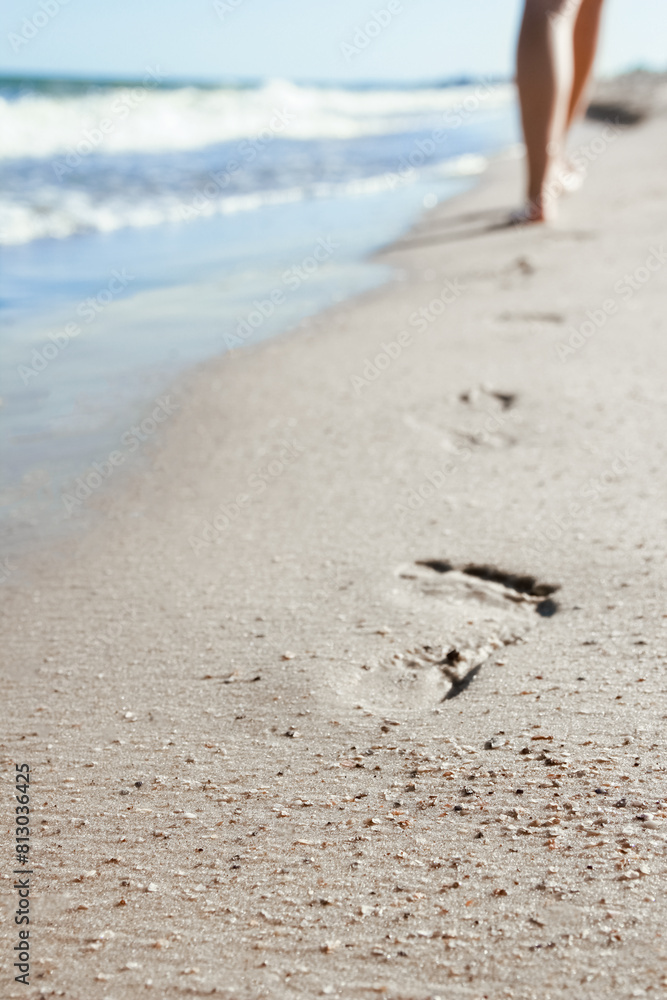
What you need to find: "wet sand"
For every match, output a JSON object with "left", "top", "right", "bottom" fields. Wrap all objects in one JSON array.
[{"left": 3, "top": 82, "right": 667, "bottom": 999}]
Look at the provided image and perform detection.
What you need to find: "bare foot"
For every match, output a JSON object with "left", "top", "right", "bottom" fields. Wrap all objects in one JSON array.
[
  {"left": 557, "top": 156, "right": 587, "bottom": 193},
  {"left": 508, "top": 200, "right": 553, "bottom": 226}
]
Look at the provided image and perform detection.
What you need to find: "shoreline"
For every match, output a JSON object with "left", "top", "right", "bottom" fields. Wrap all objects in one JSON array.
[
  {"left": 0, "top": 146, "right": 499, "bottom": 574},
  {"left": 0, "top": 166, "right": 492, "bottom": 566},
  {"left": 2, "top": 89, "right": 667, "bottom": 998}
]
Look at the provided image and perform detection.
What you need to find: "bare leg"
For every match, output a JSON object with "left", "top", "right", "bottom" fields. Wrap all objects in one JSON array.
[
  {"left": 516, "top": 0, "right": 583, "bottom": 221},
  {"left": 567, "top": 0, "right": 606, "bottom": 133}
]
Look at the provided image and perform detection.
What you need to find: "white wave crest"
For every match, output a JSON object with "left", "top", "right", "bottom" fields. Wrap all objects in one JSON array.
[
  {"left": 0, "top": 79, "right": 513, "bottom": 161},
  {"left": 0, "top": 153, "right": 488, "bottom": 245}
]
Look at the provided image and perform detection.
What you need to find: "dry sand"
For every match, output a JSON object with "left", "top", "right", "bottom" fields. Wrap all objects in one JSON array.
[{"left": 2, "top": 84, "right": 667, "bottom": 1000}]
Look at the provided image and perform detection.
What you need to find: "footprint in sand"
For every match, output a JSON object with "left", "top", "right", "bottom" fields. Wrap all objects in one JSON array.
[
  {"left": 459, "top": 386, "right": 518, "bottom": 410},
  {"left": 496, "top": 311, "right": 565, "bottom": 326},
  {"left": 455, "top": 385, "right": 520, "bottom": 450},
  {"left": 402, "top": 387, "right": 520, "bottom": 456},
  {"left": 356, "top": 561, "right": 559, "bottom": 710}
]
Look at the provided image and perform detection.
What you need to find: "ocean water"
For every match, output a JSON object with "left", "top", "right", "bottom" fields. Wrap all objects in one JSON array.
[{"left": 0, "top": 74, "right": 520, "bottom": 556}]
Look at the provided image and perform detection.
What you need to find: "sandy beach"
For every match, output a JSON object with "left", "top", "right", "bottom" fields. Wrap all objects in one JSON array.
[{"left": 3, "top": 82, "right": 667, "bottom": 999}]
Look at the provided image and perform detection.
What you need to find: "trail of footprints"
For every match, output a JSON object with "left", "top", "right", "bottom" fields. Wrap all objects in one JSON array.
[
  {"left": 358, "top": 391, "right": 558, "bottom": 707},
  {"left": 393, "top": 390, "right": 556, "bottom": 698}
]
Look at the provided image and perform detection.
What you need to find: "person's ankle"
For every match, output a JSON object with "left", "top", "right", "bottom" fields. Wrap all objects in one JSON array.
[{"left": 525, "top": 196, "right": 548, "bottom": 222}]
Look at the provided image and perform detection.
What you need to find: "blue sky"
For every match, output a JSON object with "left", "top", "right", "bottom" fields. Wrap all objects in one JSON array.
[{"left": 1, "top": 0, "right": 665, "bottom": 83}]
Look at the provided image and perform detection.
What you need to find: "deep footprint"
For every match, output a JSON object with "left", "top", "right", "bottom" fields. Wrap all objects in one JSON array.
[
  {"left": 416, "top": 560, "right": 559, "bottom": 615},
  {"left": 459, "top": 386, "right": 518, "bottom": 410},
  {"left": 390, "top": 560, "right": 560, "bottom": 701}
]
